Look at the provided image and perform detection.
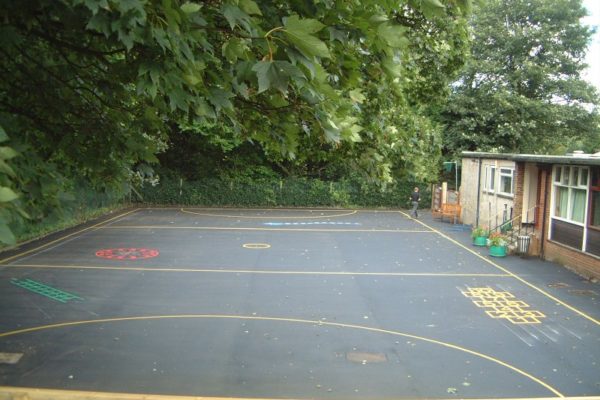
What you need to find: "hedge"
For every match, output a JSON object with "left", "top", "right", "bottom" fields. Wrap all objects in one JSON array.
[{"left": 137, "top": 177, "right": 431, "bottom": 209}]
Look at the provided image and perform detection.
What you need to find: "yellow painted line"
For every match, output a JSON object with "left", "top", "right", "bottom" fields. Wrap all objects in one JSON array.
[
  {"left": 401, "top": 211, "right": 600, "bottom": 327},
  {"left": 0, "top": 263, "right": 511, "bottom": 277},
  {"left": 0, "top": 209, "right": 140, "bottom": 265},
  {"left": 2, "top": 389, "right": 594, "bottom": 400},
  {"left": 100, "top": 225, "right": 434, "bottom": 233},
  {"left": 0, "top": 390, "right": 586, "bottom": 400},
  {"left": 0, "top": 386, "right": 280, "bottom": 400},
  {"left": 0, "top": 314, "right": 563, "bottom": 397},
  {"left": 180, "top": 208, "right": 358, "bottom": 219}
]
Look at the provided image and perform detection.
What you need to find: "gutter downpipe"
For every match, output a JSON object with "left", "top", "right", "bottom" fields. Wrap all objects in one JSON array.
[
  {"left": 540, "top": 168, "right": 548, "bottom": 259},
  {"left": 475, "top": 158, "right": 482, "bottom": 227}
]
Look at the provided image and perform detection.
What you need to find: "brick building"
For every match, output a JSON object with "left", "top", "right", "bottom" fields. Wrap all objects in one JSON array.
[{"left": 460, "top": 151, "right": 600, "bottom": 280}]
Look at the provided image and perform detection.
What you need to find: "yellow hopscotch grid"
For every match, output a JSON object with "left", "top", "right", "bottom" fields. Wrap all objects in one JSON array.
[{"left": 461, "top": 287, "right": 546, "bottom": 325}]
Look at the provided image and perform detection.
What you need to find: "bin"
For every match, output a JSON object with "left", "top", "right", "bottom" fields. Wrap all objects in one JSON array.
[{"left": 517, "top": 235, "right": 531, "bottom": 255}]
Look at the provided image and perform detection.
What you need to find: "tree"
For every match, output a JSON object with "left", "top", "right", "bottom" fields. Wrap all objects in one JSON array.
[
  {"left": 440, "top": 0, "right": 600, "bottom": 156},
  {"left": 0, "top": 0, "right": 471, "bottom": 243}
]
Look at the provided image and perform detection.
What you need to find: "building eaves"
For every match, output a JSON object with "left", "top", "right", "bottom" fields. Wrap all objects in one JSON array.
[{"left": 461, "top": 151, "right": 600, "bottom": 166}]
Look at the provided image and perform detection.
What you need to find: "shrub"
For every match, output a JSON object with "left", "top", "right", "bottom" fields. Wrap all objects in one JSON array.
[
  {"left": 470, "top": 226, "right": 489, "bottom": 239},
  {"left": 488, "top": 232, "right": 509, "bottom": 247}
]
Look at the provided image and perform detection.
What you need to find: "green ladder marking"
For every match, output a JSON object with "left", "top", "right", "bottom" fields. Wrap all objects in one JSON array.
[{"left": 10, "top": 278, "right": 84, "bottom": 303}]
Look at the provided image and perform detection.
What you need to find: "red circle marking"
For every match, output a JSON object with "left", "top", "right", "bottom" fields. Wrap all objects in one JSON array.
[{"left": 95, "top": 248, "right": 159, "bottom": 260}]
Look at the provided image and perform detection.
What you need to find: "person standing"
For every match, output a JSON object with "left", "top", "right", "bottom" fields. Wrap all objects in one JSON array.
[{"left": 409, "top": 187, "right": 420, "bottom": 218}]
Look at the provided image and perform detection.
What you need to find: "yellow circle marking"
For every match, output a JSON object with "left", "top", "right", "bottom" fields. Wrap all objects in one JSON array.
[
  {"left": 0, "top": 314, "right": 562, "bottom": 397},
  {"left": 401, "top": 211, "right": 600, "bottom": 327},
  {"left": 242, "top": 243, "right": 271, "bottom": 249},
  {"left": 180, "top": 208, "right": 357, "bottom": 219}
]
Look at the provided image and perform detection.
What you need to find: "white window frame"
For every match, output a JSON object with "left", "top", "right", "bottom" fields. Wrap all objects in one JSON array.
[
  {"left": 498, "top": 167, "right": 515, "bottom": 196},
  {"left": 484, "top": 165, "right": 496, "bottom": 193},
  {"left": 551, "top": 165, "right": 590, "bottom": 226}
]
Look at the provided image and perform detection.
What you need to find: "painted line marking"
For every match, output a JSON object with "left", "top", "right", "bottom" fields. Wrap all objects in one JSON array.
[
  {"left": 0, "top": 263, "right": 512, "bottom": 277},
  {"left": 462, "top": 287, "right": 546, "bottom": 325},
  {"left": 263, "top": 221, "right": 362, "bottom": 226},
  {"left": 242, "top": 243, "right": 271, "bottom": 249},
  {"left": 4, "top": 387, "right": 593, "bottom": 400},
  {"left": 0, "top": 314, "right": 563, "bottom": 397},
  {"left": 0, "top": 208, "right": 140, "bottom": 265},
  {"left": 0, "top": 353, "right": 23, "bottom": 365},
  {"left": 99, "top": 225, "right": 434, "bottom": 233},
  {"left": 401, "top": 211, "right": 600, "bottom": 327},
  {"left": 10, "top": 278, "right": 83, "bottom": 303},
  {"left": 180, "top": 208, "right": 358, "bottom": 219}
]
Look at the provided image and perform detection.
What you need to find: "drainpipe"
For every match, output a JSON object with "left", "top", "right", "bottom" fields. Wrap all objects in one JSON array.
[
  {"left": 540, "top": 170, "right": 548, "bottom": 259},
  {"left": 475, "top": 158, "right": 482, "bottom": 227}
]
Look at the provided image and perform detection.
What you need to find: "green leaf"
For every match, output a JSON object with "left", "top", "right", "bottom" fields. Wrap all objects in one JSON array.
[
  {"left": 117, "top": 0, "right": 143, "bottom": 13},
  {"left": 222, "top": 38, "right": 247, "bottom": 62},
  {"left": 0, "top": 126, "right": 7, "bottom": 142},
  {"left": 377, "top": 23, "right": 409, "bottom": 48},
  {"left": 0, "top": 160, "right": 16, "bottom": 177},
  {"left": 382, "top": 56, "right": 402, "bottom": 77},
  {"left": 86, "top": 13, "right": 111, "bottom": 36},
  {"left": 420, "top": 0, "right": 446, "bottom": 18},
  {"left": 283, "top": 15, "right": 324, "bottom": 34},
  {"left": 207, "top": 88, "right": 234, "bottom": 111},
  {"left": 221, "top": 4, "right": 250, "bottom": 30},
  {"left": 82, "top": 0, "right": 109, "bottom": 15},
  {"left": 168, "top": 87, "right": 188, "bottom": 111},
  {"left": 0, "top": 187, "right": 18, "bottom": 202},
  {"left": 322, "top": 118, "right": 341, "bottom": 142},
  {"left": 342, "top": 123, "right": 363, "bottom": 142},
  {"left": 283, "top": 15, "right": 330, "bottom": 59},
  {"left": 0, "top": 223, "right": 16, "bottom": 245},
  {"left": 233, "top": 81, "right": 250, "bottom": 99},
  {"left": 349, "top": 89, "right": 366, "bottom": 103},
  {"left": 238, "top": 0, "right": 262, "bottom": 16},
  {"left": 16, "top": 207, "right": 31, "bottom": 219},
  {"left": 252, "top": 61, "right": 305, "bottom": 94},
  {"left": 180, "top": 2, "right": 201, "bottom": 14}
]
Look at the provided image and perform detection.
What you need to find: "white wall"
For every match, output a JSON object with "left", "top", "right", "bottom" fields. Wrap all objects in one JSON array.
[{"left": 460, "top": 158, "right": 516, "bottom": 228}]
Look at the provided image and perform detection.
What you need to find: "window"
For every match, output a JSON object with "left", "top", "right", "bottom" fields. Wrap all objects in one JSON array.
[
  {"left": 499, "top": 168, "right": 514, "bottom": 196},
  {"left": 592, "top": 191, "right": 600, "bottom": 227},
  {"left": 591, "top": 167, "right": 600, "bottom": 228},
  {"left": 484, "top": 166, "right": 496, "bottom": 192},
  {"left": 552, "top": 165, "right": 589, "bottom": 224}
]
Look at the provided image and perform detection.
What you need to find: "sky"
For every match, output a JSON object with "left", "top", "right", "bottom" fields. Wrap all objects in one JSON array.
[{"left": 582, "top": 0, "right": 600, "bottom": 91}]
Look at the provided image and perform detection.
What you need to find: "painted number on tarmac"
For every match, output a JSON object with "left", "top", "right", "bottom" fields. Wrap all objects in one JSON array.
[{"left": 461, "top": 287, "right": 546, "bottom": 324}]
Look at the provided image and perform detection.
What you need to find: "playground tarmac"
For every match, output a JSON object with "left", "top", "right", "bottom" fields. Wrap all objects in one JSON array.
[{"left": 0, "top": 207, "right": 599, "bottom": 400}]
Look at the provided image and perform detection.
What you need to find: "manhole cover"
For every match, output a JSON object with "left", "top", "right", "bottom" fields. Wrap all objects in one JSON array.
[
  {"left": 242, "top": 243, "right": 271, "bottom": 249},
  {"left": 0, "top": 353, "right": 23, "bottom": 364},
  {"left": 346, "top": 351, "right": 387, "bottom": 364},
  {"left": 547, "top": 282, "right": 570, "bottom": 288},
  {"left": 568, "top": 289, "right": 598, "bottom": 297},
  {"left": 96, "top": 248, "right": 159, "bottom": 260}
]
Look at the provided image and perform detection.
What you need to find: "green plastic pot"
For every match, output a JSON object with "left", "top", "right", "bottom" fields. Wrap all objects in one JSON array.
[
  {"left": 473, "top": 236, "right": 487, "bottom": 246},
  {"left": 489, "top": 245, "right": 507, "bottom": 257}
]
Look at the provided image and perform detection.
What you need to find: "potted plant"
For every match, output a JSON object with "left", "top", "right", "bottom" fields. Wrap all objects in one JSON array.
[
  {"left": 471, "top": 226, "right": 489, "bottom": 246},
  {"left": 488, "top": 232, "right": 509, "bottom": 257}
]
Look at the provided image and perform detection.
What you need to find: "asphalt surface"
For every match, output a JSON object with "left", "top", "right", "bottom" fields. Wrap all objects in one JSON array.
[{"left": 0, "top": 207, "right": 598, "bottom": 399}]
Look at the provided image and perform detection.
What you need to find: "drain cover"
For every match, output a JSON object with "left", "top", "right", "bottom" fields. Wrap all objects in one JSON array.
[
  {"left": 0, "top": 353, "right": 23, "bottom": 364},
  {"left": 568, "top": 289, "right": 598, "bottom": 297},
  {"left": 346, "top": 351, "right": 387, "bottom": 364},
  {"left": 548, "top": 282, "right": 570, "bottom": 288}
]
